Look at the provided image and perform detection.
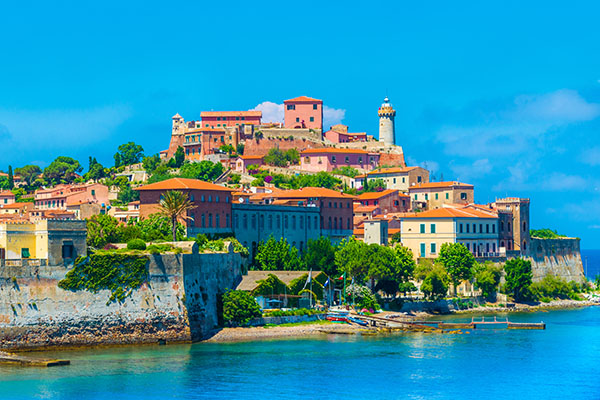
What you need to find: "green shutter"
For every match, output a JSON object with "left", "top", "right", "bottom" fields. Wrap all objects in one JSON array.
[
  {"left": 420, "top": 224, "right": 425, "bottom": 233},
  {"left": 420, "top": 243, "right": 426, "bottom": 257}
]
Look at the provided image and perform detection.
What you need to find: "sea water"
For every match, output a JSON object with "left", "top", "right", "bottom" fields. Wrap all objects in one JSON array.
[{"left": 0, "top": 307, "right": 599, "bottom": 400}]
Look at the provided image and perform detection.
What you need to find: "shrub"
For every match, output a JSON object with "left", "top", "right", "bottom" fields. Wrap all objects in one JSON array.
[
  {"left": 127, "top": 239, "right": 147, "bottom": 250},
  {"left": 222, "top": 290, "right": 262, "bottom": 326}
]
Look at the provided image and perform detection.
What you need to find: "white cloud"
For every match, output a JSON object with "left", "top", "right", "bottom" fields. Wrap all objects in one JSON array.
[
  {"left": 580, "top": 146, "right": 600, "bottom": 166},
  {"left": 450, "top": 158, "right": 492, "bottom": 182},
  {"left": 543, "top": 173, "right": 588, "bottom": 191},
  {"left": 251, "top": 101, "right": 283, "bottom": 123},
  {"left": 323, "top": 106, "right": 345, "bottom": 129},
  {"left": 251, "top": 101, "right": 346, "bottom": 129},
  {"left": 436, "top": 89, "right": 600, "bottom": 157}
]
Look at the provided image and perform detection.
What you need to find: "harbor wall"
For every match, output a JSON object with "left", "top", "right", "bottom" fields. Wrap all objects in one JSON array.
[
  {"left": 0, "top": 249, "right": 243, "bottom": 349},
  {"left": 526, "top": 238, "right": 585, "bottom": 284}
]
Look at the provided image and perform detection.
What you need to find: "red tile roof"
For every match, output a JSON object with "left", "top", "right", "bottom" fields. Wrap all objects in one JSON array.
[
  {"left": 357, "top": 189, "right": 401, "bottom": 200},
  {"left": 402, "top": 207, "right": 497, "bottom": 219},
  {"left": 284, "top": 96, "right": 323, "bottom": 103},
  {"left": 200, "top": 111, "right": 262, "bottom": 118},
  {"left": 239, "top": 155, "right": 264, "bottom": 160},
  {"left": 367, "top": 166, "right": 420, "bottom": 175},
  {"left": 301, "top": 148, "right": 370, "bottom": 155},
  {"left": 1, "top": 202, "right": 30, "bottom": 209},
  {"left": 410, "top": 181, "right": 474, "bottom": 190},
  {"left": 272, "top": 187, "right": 355, "bottom": 199},
  {"left": 135, "top": 178, "right": 233, "bottom": 192}
]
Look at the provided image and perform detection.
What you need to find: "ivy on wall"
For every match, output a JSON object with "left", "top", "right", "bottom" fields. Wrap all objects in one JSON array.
[{"left": 58, "top": 254, "right": 149, "bottom": 304}]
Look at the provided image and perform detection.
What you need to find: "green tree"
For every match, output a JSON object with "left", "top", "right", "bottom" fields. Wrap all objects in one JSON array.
[
  {"left": 114, "top": 142, "right": 144, "bottom": 167},
  {"left": 117, "top": 185, "right": 139, "bottom": 204},
  {"left": 362, "top": 178, "right": 386, "bottom": 193},
  {"left": 437, "top": 243, "right": 475, "bottom": 295},
  {"left": 332, "top": 166, "right": 359, "bottom": 178},
  {"left": 84, "top": 157, "right": 105, "bottom": 181},
  {"left": 87, "top": 214, "right": 121, "bottom": 248},
  {"left": 236, "top": 143, "right": 245, "bottom": 155},
  {"left": 219, "top": 144, "right": 235, "bottom": 155},
  {"left": 137, "top": 213, "right": 185, "bottom": 241},
  {"left": 222, "top": 290, "right": 262, "bottom": 325},
  {"left": 254, "top": 237, "right": 303, "bottom": 271},
  {"left": 420, "top": 264, "right": 450, "bottom": 300},
  {"left": 229, "top": 174, "right": 241, "bottom": 184},
  {"left": 172, "top": 146, "right": 185, "bottom": 168},
  {"left": 7, "top": 165, "right": 14, "bottom": 189},
  {"left": 263, "top": 148, "right": 288, "bottom": 167},
  {"left": 285, "top": 148, "right": 300, "bottom": 165},
  {"left": 0, "top": 176, "right": 9, "bottom": 190},
  {"left": 303, "top": 237, "right": 337, "bottom": 276},
  {"left": 335, "top": 238, "right": 370, "bottom": 282},
  {"left": 14, "top": 165, "right": 41, "bottom": 186},
  {"left": 474, "top": 262, "right": 503, "bottom": 299},
  {"left": 179, "top": 160, "right": 224, "bottom": 182},
  {"left": 142, "top": 154, "right": 161, "bottom": 174},
  {"left": 503, "top": 258, "right": 533, "bottom": 302},
  {"left": 44, "top": 156, "right": 82, "bottom": 184},
  {"left": 530, "top": 228, "right": 564, "bottom": 239},
  {"left": 157, "top": 190, "right": 194, "bottom": 241}
]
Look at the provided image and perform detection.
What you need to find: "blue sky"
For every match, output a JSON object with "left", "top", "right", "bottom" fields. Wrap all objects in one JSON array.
[{"left": 1, "top": 1, "right": 600, "bottom": 246}]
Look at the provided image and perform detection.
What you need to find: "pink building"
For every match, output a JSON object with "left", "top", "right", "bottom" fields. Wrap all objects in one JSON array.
[
  {"left": 300, "top": 148, "right": 380, "bottom": 172},
  {"left": 324, "top": 124, "right": 367, "bottom": 143},
  {"left": 235, "top": 155, "right": 264, "bottom": 174},
  {"left": 0, "top": 191, "right": 16, "bottom": 207},
  {"left": 284, "top": 96, "right": 323, "bottom": 130},
  {"left": 200, "top": 111, "right": 262, "bottom": 129},
  {"left": 34, "top": 183, "right": 109, "bottom": 210}
]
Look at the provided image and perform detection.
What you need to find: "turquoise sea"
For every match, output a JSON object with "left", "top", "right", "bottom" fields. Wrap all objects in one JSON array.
[{"left": 1, "top": 307, "right": 599, "bottom": 399}]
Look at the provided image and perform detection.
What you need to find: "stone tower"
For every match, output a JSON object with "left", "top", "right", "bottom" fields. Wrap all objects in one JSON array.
[
  {"left": 378, "top": 96, "right": 396, "bottom": 145},
  {"left": 172, "top": 113, "right": 186, "bottom": 135},
  {"left": 494, "top": 197, "right": 531, "bottom": 255}
]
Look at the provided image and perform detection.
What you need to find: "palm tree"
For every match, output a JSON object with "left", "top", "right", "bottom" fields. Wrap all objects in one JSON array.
[{"left": 158, "top": 190, "right": 195, "bottom": 241}]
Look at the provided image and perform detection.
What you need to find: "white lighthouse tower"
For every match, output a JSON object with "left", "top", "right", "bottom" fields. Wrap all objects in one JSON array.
[{"left": 378, "top": 97, "right": 396, "bottom": 145}]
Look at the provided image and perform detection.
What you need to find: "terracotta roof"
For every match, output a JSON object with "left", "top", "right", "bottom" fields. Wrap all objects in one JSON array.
[
  {"left": 301, "top": 148, "right": 370, "bottom": 155},
  {"left": 128, "top": 201, "right": 140, "bottom": 205},
  {"left": 354, "top": 205, "right": 379, "bottom": 213},
  {"left": 200, "top": 111, "right": 262, "bottom": 118},
  {"left": 284, "top": 96, "right": 323, "bottom": 103},
  {"left": 367, "top": 166, "right": 420, "bottom": 175},
  {"left": 272, "top": 187, "right": 355, "bottom": 199},
  {"left": 402, "top": 208, "right": 497, "bottom": 219},
  {"left": 135, "top": 178, "right": 233, "bottom": 192},
  {"left": 0, "top": 191, "right": 15, "bottom": 197},
  {"left": 1, "top": 202, "right": 30, "bottom": 209},
  {"left": 239, "top": 155, "right": 264, "bottom": 160},
  {"left": 353, "top": 228, "right": 364, "bottom": 236},
  {"left": 354, "top": 174, "right": 366, "bottom": 179},
  {"left": 410, "top": 181, "right": 474, "bottom": 190},
  {"left": 357, "top": 189, "right": 400, "bottom": 200}
]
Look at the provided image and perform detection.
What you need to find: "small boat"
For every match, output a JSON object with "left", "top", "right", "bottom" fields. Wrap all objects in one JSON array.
[
  {"left": 347, "top": 316, "right": 368, "bottom": 326},
  {"left": 326, "top": 312, "right": 350, "bottom": 323}
]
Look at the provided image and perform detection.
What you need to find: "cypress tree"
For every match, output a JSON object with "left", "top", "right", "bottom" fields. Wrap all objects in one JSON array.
[{"left": 7, "top": 165, "right": 14, "bottom": 189}]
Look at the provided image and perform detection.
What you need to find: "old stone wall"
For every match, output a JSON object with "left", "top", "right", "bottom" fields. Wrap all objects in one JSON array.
[
  {"left": 526, "top": 238, "right": 585, "bottom": 284},
  {"left": 0, "top": 250, "right": 243, "bottom": 349},
  {"left": 244, "top": 137, "right": 326, "bottom": 156}
]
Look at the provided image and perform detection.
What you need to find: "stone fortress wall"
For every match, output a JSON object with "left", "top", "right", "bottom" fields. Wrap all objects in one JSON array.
[
  {"left": 526, "top": 238, "right": 586, "bottom": 284},
  {"left": 0, "top": 247, "right": 244, "bottom": 349}
]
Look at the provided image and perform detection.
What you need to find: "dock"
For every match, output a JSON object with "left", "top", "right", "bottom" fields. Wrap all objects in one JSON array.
[{"left": 0, "top": 351, "right": 70, "bottom": 367}]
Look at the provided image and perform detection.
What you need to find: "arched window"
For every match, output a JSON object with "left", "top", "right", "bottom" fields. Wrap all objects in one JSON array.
[
  {"left": 277, "top": 215, "right": 281, "bottom": 229},
  {"left": 201, "top": 214, "right": 206, "bottom": 228},
  {"left": 243, "top": 214, "right": 248, "bottom": 229},
  {"left": 334, "top": 217, "right": 338, "bottom": 230},
  {"left": 216, "top": 213, "right": 220, "bottom": 228},
  {"left": 523, "top": 240, "right": 527, "bottom": 251},
  {"left": 523, "top": 221, "right": 527, "bottom": 232},
  {"left": 268, "top": 215, "right": 273, "bottom": 229},
  {"left": 251, "top": 214, "right": 256, "bottom": 229},
  {"left": 328, "top": 217, "right": 332, "bottom": 229},
  {"left": 208, "top": 213, "right": 213, "bottom": 228},
  {"left": 259, "top": 214, "right": 264, "bottom": 229}
]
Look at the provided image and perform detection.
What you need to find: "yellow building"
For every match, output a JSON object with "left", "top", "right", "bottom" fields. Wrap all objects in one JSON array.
[
  {"left": 408, "top": 181, "right": 474, "bottom": 210},
  {"left": 0, "top": 220, "right": 86, "bottom": 265},
  {"left": 366, "top": 166, "right": 429, "bottom": 193},
  {"left": 401, "top": 207, "right": 499, "bottom": 259}
]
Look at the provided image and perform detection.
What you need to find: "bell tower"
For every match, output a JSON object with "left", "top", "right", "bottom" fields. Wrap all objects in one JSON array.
[{"left": 378, "top": 97, "right": 396, "bottom": 145}]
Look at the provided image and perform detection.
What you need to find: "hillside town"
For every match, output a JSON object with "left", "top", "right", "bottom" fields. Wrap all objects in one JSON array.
[{"left": 0, "top": 96, "right": 532, "bottom": 261}]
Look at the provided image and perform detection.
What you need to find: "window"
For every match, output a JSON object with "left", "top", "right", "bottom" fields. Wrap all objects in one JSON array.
[
  {"left": 299, "top": 215, "right": 304, "bottom": 229},
  {"left": 296, "top": 117, "right": 300, "bottom": 122},
  {"left": 287, "top": 104, "right": 295, "bottom": 110},
  {"left": 358, "top": 157, "right": 363, "bottom": 164},
  {"left": 473, "top": 224, "right": 476, "bottom": 233},
  {"left": 394, "top": 200, "right": 399, "bottom": 206},
  {"left": 345, "top": 156, "right": 349, "bottom": 163},
  {"left": 486, "top": 224, "right": 489, "bottom": 233},
  {"left": 21, "top": 248, "right": 30, "bottom": 258},
  {"left": 523, "top": 221, "right": 527, "bottom": 232},
  {"left": 201, "top": 195, "right": 205, "bottom": 202},
  {"left": 259, "top": 214, "right": 264, "bottom": 228},
  {"left": 466, "top": 243, "right": 470, "bottom": 251},
  {"left": 414, "top": 194, "right": 417, "bottom": 200},
  {"left": 334, "top": 202, "right": 337, "bottom": 208},
  {"left": 234, "top": 214, "right": 239, "bottom": 229},
  {"left": 284, "top": 215, "right": 288, "bottom": 229},
  {"left": 208, "top": 214, "right": 213, "bottom": 227},
  {"left": 492, "top": 224, "right": 496, "bottom": 233},
  {"left": 277, "top": 215, "right": 281, "bottom": 228},
  {"left": 328, "top": 217, "right": 332, "bottom": 229},
  {"left": 310, "top": 117, "right": 314, "bottom": 122},
  {"left": 202, "top": 214, "right": 206, "bottom": 228},
  {"left": 420, "top": 224, "right": 425, "bottom": 233},
  {"left": 461, "top": 192, "right": 467, "bottom": 200},
  {"left": 91, "top": 190, "right": 96, "bottom": 196},
  {"left": 215, "top": 195, "right": 219, "bottom": 203},
  {"left": 446, "top": 193, "right": 449, "bottom": 200},
  {"left": 430, "top": 243, "right": 436, "bottom": 254},
  {"left": 459, "top": 223, "right": 463, "bottom": 233},
  {"left": 268, "top": 215, "right": 273, "bottom": 229},
  {"left": 292, "top": 216, "right": 296, "bottom": 229},
  {"left": 425, "top": 194, "right": 428, "bottom": 200},
  {"left": 332, "top": 156, "right": 337, "bottom": 164},
  {"left": 402, "top": 177, "right": 405, "bottom": 183},
  {"left": 435, "top": 193, "right": 439, "bottom": 200},
  {"left": 430, "top": 224, "right": 436, "bottom": 233},
  {"left": 243, "top": 214, "right": 247, "bottom": 229},
  {"left": 500, "top": 221, "right": 504, "bottom": 231},
  {"left": 420, "top": 243, "right": 426, "bottom": 257},
  {"left": 252, "top": 214, "right": 256, "bottom": 229},
  {"left": 466, "top": 224, "right": 470, "bottom": 233},
  {"left": 480, "top": 224, "right": 483, "bottom": 233},
  {"left": 313, "top": 104, "right": 317, "bottom": 110},
  {"left": 190, "top": 194, "right": 195, "bottom": 202},
  {"left": 216, "top": 214, "right": 220, "bottom": 227},
  {"left": 417, "top": 176, "right": 422, "bottom": 183}
]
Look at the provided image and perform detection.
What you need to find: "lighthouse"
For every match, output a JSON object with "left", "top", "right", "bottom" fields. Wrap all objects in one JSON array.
[{"left": 378, "top": 97, "right": 396, "bottom": 145}]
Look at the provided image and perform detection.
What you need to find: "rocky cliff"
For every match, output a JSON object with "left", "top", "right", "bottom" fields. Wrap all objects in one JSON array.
[{"left": 526, "top": 238, "right": 586, "bottom": 284}]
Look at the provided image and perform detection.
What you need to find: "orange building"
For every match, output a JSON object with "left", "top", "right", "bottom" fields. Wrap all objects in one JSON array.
[
  {"left": 284, "top": 96, "right": 323, "bottom": 131},
  {"left": 200, "top": 111, "right": 262, "bottom": 128}
]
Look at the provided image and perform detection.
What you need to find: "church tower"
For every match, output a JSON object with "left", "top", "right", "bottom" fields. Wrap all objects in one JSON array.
[{"left": 378, "top": 97, "right": 396, "bottom": 145}]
